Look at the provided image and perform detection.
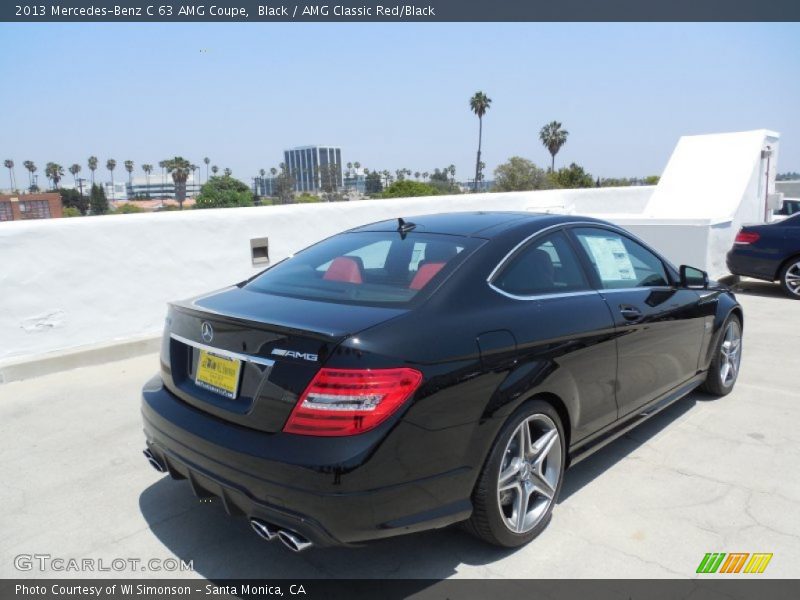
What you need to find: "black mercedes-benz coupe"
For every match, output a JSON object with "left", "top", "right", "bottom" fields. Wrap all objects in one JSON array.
[{"left": 141, "top": 212, "right": 743, "bottom": 550}]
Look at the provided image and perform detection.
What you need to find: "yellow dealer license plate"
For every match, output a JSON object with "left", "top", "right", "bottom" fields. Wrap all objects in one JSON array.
[{"left": 195, "top": 350, "right": 241, "bottom": 399}]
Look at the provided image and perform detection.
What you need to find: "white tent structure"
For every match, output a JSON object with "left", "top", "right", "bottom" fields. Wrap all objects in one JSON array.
[{"left": 603, "top": 129, "right": 781, "bottom": 278}]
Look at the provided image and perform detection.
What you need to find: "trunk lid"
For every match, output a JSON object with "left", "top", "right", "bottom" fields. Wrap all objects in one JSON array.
[{"left": 161, "top": 286, "right": 406, "bottom": 433}]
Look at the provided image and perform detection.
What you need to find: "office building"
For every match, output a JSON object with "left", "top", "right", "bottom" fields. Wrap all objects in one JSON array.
[
  {"left": 253, "top": 176, "right": 279, "bottom": 197},
  {"left": 126, "top": 175, "right": 201, "bottom": 200},
  {"left": 283, "top": 146, "right": 343, "bottom": 192}
]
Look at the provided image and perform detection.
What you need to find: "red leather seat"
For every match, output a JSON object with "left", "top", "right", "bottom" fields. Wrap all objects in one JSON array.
[
  {"left": 323, "top": 256, "right": 364, "bottom": 284},
  {"left": 409, "top": 262, "right": 445, "bottom": 290}
]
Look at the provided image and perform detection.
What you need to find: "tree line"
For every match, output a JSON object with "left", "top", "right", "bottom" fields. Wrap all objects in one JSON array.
[
  {"left": 467, "top": 90, "right": 659, "bottom": 193},
  {"left": 468, "top": 91, "right": 571, "bottom": 189},
  {"left": 2, "top": 89, "right": 661, "bottom": 213}
]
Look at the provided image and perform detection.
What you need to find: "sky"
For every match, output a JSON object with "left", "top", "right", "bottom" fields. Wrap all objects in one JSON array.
[{"left": 1, "top": 22, "right": 799, "bottom": 187}]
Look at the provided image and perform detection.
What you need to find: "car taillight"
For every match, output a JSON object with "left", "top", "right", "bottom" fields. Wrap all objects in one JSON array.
[
  {"left": 283, "top": 368, "right": 423, "bottom": 436},
  {"left": 734, "top": 230, "right": 760, "bottom": 244}
]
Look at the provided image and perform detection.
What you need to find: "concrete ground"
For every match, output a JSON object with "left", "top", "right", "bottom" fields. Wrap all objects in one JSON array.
[{"left": 1, "top": 281, "right": 799, "bottom": 580}]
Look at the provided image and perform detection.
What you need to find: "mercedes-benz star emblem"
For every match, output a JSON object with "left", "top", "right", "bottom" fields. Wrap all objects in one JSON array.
[{"left": 201, "top": 322, "right": 214, "bottom": 343}]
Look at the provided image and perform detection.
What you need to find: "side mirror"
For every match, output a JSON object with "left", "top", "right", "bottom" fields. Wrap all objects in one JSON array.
[{"left": 680, "top": 265, "right": 709, "bottom": 289}]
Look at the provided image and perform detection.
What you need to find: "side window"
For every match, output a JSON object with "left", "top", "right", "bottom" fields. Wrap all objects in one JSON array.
[
  {"left": 410, "top": 240, "right": 463, "bottom": 272},
  {"left": 316, "top": 240, "right": 391, "bottom": 271},
  {"left": 573, "top": 228, "right": 670, "bottom": 289},
  {"left": 493, "top": 231, "right": 589, "bottom": 296},
  {"left": 409, "top": 242, "right": 426, "bottom": 272},
  {"left": 345, "top": 240, "right": 391, "bottom": 269}
]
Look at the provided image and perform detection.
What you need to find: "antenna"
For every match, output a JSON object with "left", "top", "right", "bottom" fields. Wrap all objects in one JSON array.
[{"left": 397, "top": 217, "right": 416, "bottom": 239}]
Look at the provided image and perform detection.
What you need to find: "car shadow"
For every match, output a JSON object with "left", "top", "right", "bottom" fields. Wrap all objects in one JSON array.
[
  {"left": 139, "top": 477, "right": 517, "bottom": 583},
  {"left": 559, "top": 391, "right": 709, "bottom": 501},
  {"left": 729, "top": 279, "right": 788, "bottom": 299}
]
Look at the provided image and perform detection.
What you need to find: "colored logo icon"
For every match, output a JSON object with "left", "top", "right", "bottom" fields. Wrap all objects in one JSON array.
[{"left": 696, "top": 552, "right": 773, "bottom": 574}]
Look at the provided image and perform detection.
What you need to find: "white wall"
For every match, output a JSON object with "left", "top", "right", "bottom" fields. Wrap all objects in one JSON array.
[
  {"left": 0, "top": 191, "right": 590, "bottom": 363},
  {"left": 610, "top": 218, "right": 711, "bottom": 272}
]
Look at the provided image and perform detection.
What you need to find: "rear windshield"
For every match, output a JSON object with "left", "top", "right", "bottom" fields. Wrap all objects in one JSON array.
[{"left": 245, "top": 231, "right": 481, "bottom": 306}]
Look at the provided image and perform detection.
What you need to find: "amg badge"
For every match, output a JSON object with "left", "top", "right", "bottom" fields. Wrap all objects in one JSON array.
[{"left": 271, "top": 348, "right": 318, "bottom": 362}]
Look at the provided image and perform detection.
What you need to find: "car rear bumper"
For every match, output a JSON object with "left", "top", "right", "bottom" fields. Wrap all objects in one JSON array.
[
  {"left": 141, "top": 375, "right": 474, "bottom": 546},
  {"left": 726, "top": 249, "right": 779, "bottom": 281}
]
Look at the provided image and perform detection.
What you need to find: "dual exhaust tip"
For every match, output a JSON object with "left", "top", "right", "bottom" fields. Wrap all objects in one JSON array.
[
  {"left": 250, "top": 518, "right": 313, "bottom": 552},
  {"left": 143, "top": 450, "right": 312, "bottom": 552},
  {"left": 143, "top": 449, "right": 166, "bottom": 473}
]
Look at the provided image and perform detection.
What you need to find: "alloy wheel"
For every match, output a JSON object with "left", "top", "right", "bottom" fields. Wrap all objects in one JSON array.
[
  {"left": 719, "top": 320, "right": 742, "bottom": 387},
  {"left": 497, "top": 414, "right": 562, "bottom": 534},
  {"left": 783, "top": 261, "right": 800, "bottom": 297}
]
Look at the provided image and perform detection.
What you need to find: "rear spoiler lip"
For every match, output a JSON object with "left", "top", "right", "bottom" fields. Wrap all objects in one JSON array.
[{"left": 168, "top": 301, "right": 347, "bottom": 343}]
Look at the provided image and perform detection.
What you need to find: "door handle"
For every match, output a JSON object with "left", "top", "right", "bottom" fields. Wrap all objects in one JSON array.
[{"left": 619, "top": 305, "right": 643, "bottom": 321}]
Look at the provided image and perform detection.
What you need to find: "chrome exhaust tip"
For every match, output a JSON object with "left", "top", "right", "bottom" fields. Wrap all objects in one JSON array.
[
  {"left": 143, "top": 449, "right": 166, "bottom": 473},
  {"left": 277, "top": 529, "right": 313, "bottom": 552},
  {"left": 250, "top": 518, "right": 279, "bottom": 541}
]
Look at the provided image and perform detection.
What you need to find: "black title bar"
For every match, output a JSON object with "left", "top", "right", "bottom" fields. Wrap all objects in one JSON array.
[
  {"left": 2, "top": 579, "right": 800, "bottom": 600},
  {"left": 3, "top": 0, "right": 800, "bottom": 22}
]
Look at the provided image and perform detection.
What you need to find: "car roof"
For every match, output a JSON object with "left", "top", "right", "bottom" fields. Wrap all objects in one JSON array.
[{"left": 350, "top": 211, "right": 605, "bottom": 238}]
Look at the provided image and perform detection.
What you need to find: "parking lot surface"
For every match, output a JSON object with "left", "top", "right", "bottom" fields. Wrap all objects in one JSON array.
[{"left": 1, "top": 282, "right": 799, "bottom": 579}]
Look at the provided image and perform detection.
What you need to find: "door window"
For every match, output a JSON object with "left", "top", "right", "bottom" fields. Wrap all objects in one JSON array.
[
  {"left": 572, "top": 228, "right": 670, "bottom": 289},
  {"left": 493, "top": 231, "right": 589, "bottom": 296}
]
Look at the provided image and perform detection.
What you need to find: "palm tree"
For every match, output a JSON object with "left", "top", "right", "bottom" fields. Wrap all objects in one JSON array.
[
  {"left": 270, "top": 167, "right": 277, "bottom": 177},
  {"left": 422, "top": 171, "right": 429, "bottom": 181},
  {"left": 223, "top": 167, "right": 232, "bottom": 177},
  {"left": 124, "top": 160, "right": 134, "bottom": 187},
  {"left": 539, "top": 121, "right": 569, "bottom": 172},
  {"left": 68, "top": 164, "right": 81, "bottom": 189},
  {"left": 203, "top": 157, "right": 210, "bottom": 182},
  {"left": 106, "top": 159, "right": 117, "bottom": 199},
  {"left": 448, "top": 164, "right": 456, "bottom": 184},
  {"left": 54, "top": 163, "right": 64, "bottom": 188},
  {"left": 45, "top": 163, "right": 64, "bottom": 189},
  {"left": 211, "top": 165, "right": 219, "bottom": 176},
  {"left": 87, "top": 156, "right": 98, "bottom": 186},
  {"left": 469, "top": 91, "right": 492, "bottom": 192},
  {"left": 23, "top": 160, "right": 36, "bottom": 190},
  {"left": 142, "top": 164, "right": 153, "bottom": 197},
  {"left": 4, "top": 159, "right": 15, "bottom": 191},
  {"left": 163, "top": 156, "right": 192, "bottom": 210}
]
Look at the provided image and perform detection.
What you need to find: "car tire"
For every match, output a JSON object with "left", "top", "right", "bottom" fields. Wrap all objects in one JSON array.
[
  {"left": 778, "top": 257, "right": 800, "bottom": 300},
  {"left": 700, "top": 313, "right": 742, "bottom": 396},
  {"left": 466, "top": 400, "right": 565, "bottom": 548}
]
